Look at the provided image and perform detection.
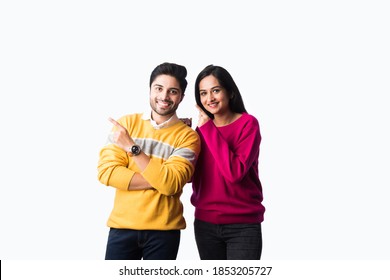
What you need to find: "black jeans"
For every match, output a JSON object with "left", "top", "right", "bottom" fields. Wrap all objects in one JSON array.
[
  {"left": 105, "top": 228, "right": 180, "bottom": 260},
  {"left": 194, "top": 219, "right": 262, "bottom": 260}
]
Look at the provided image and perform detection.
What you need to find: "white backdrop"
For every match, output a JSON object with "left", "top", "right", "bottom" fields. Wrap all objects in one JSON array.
[{"left": 1, "top": 0, "right": 389, "bottom": 260}]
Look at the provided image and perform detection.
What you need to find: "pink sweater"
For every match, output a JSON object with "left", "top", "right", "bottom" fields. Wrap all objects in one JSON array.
[{"left": 191, "top": 113, "right": 265, "bottom": 224}]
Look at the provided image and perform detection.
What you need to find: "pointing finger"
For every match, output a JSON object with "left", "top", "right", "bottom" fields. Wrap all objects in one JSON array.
[
  {"left": 108, "top": 117, "right": 124, "bottom": 129},
  {"left": 195, "top": 105, "right": 204, "bottom": 113}
]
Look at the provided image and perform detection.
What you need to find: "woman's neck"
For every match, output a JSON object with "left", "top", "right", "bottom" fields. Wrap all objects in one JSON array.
[{"left": 213, "top": 112, "right": 242, "bottom": 127}]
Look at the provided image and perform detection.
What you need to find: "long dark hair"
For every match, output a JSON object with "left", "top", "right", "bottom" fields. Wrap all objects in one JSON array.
[{"left": 195, "top": 65, "right": 247, "bottom": 119}]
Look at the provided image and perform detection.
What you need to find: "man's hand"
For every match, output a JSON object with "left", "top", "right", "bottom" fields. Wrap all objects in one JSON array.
[{"left": 108, "top": 117, "right": 135, "bottom": 152}]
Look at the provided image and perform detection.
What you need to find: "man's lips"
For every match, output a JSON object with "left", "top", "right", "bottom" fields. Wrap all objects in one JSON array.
[{"left": 157, "top": 99, "right": 172, "bottom": 107}]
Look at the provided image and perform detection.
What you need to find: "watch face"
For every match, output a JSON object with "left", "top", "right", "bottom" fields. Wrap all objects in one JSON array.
[{"left": 131, "top": 145, "right": 141, "bottom": 155}]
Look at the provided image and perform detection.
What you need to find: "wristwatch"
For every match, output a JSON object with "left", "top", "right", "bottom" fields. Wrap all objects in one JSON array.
[{"left": 127, "top": 144, "right": 141, "bottom": 157}]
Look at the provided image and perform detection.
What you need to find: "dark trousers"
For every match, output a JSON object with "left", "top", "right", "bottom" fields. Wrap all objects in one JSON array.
[
  {"left": 105, "top": 228, "right": 180, "bottom": 260},
  {"left": 194, "top": 219, "right": 262, "bottom": 260}
]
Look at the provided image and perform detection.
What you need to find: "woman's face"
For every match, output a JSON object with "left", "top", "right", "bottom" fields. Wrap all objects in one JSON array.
[{"left": 199, "top": 75, "right": 231, "bottom": 116}]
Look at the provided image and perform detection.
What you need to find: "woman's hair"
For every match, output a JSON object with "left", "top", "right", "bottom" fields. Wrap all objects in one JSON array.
[
  {"left": 195, "top": 64, "right": 247, "bottom": 119},
  {"left": 149, "top": 62, "right": 188, "bottom": 94}
]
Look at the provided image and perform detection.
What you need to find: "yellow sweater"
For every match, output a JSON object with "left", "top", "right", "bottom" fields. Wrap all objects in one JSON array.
[{"left": 98, "top": 113, "right": 200, "bottom": 230}]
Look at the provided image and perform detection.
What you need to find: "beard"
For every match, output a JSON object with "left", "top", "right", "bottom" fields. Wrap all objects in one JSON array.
[{"left": 150, "top": 98, "right": 179, "bottom": 117}]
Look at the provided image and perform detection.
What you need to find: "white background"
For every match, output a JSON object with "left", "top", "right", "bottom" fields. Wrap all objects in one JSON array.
[{"left": 1, "top": 0, "right": 389, "bottom": 261}]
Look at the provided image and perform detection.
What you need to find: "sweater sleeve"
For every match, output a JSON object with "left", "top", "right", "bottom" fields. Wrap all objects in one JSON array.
[
  {"left": 97, "top": 115, "right": 136, "bottom": 191},
  {"left": 197, "top": 116, "right": 261, "bottom": 183},
  {"left": 97, "top": 143, "right": 135, "bottom": 191},
  {"left": 141, "top": 130, "right": 200, "bottom": 196}
]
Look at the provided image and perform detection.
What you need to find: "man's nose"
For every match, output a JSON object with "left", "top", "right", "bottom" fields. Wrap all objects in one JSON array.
[{"left": 160, "top": 89, "right": 170, "bottom": 99}]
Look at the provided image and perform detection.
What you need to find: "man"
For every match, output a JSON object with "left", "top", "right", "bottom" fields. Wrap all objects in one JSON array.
[{"left": 97, "top": 62, "right": 200, "bottom": 260}]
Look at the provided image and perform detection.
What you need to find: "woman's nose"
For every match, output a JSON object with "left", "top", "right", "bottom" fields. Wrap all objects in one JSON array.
[{"left": 207, "top": 92, "right": 215, "bottom": 101}]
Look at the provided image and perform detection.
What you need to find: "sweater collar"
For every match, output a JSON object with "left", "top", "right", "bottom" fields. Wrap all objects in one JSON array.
[{"left": 142, "top": 111, "right": 179, "bottom": 129}]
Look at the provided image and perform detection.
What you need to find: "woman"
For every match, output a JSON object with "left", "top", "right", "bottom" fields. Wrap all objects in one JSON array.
[{"left": 191, "top": 65, "right": 265, "bottom": 260}]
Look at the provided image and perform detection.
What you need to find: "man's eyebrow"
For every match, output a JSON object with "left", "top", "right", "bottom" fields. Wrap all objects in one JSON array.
[{"left": 153, "top": 84, "right": 180, "bottom": 92}]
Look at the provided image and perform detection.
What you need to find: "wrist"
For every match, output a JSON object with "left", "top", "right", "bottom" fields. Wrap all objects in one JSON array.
[{"left": 127, "top": 144, "right": 142, "bottom": 157}]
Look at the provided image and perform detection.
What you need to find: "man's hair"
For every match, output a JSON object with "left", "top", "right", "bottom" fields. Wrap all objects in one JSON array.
[{"left": 150, "top": 62, "right": 188, "bottom": 94}]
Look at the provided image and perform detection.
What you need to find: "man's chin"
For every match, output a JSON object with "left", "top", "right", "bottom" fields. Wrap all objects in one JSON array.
[{"left": 153, "top": 108, "right": 175, "bottom": 117}]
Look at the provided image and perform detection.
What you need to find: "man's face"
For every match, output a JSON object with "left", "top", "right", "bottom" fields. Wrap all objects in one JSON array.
[{"left": 150, "top": 74, "right": 183, "bottom": 119}]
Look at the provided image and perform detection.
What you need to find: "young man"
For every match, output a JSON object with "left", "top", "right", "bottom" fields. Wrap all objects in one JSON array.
[{"left": 97, "top": 62, "right": 200, "bottom": 260}]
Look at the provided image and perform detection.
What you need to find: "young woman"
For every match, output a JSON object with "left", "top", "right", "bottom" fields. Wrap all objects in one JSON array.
[{"left": 191, "top": 65, "right": 265, "bottom": 260}]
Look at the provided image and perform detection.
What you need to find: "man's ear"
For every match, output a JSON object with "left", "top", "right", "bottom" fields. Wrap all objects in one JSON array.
[{"left": 180, "top": 94, "right": 185, "bottom": 102}]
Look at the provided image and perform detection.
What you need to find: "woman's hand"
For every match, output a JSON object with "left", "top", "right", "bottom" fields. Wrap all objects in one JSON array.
[
  {"left": 196, "top": 105, "right": 210, "bottom": 127},
  {"left": 108, "top": 117, "right": 135, "bottom": 152}
]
